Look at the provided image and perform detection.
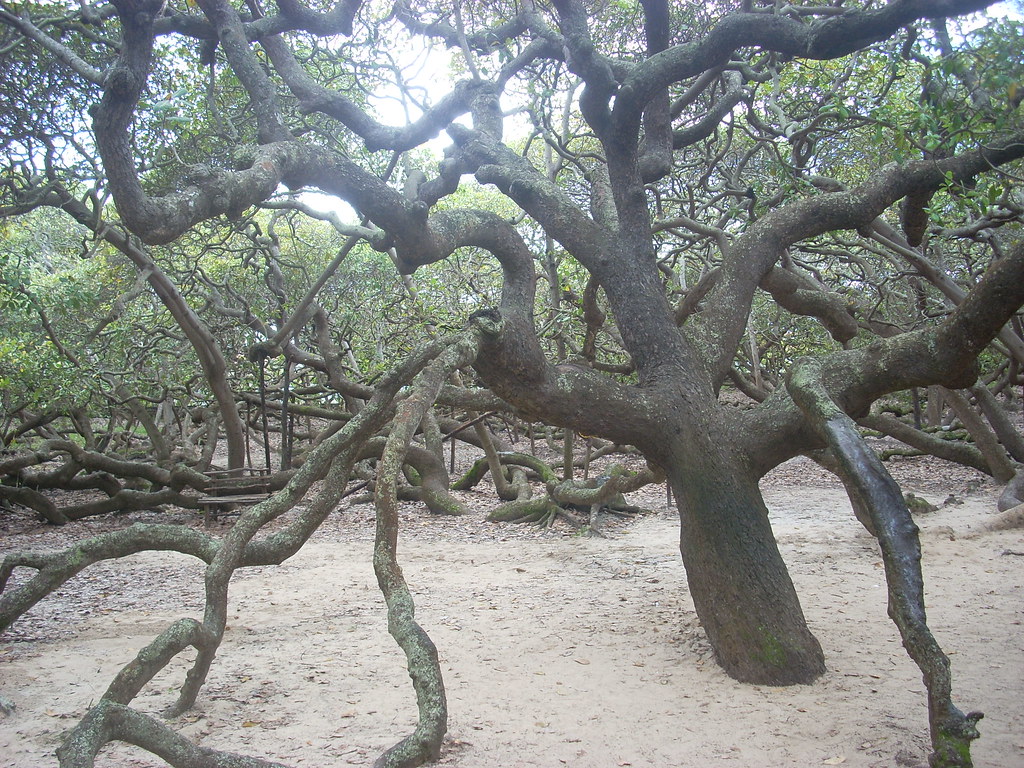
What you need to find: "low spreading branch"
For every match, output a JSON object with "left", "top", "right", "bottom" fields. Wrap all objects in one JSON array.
[
  {"left": 788, "top": 358, "right": 983, "bottom": 768},
  {"left": 57, "top": 699, "right": 292, "bottom": 768},
  {"left": 371, "top": 316, "right": 498, "bottom": 768}
]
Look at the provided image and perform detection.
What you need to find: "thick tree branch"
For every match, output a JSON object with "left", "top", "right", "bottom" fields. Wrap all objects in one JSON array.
[
  {"left": 760, "top": 266, "right": 858, "bottom": 343},
  {"left": 615, "top": 0, "right": 996, "bottom": 139},
  {"left": 695, "top": 132, "right": 1024, "bottom": 386},
  {"left": 745, "top": 238, "right": 1024, "bottom": 474},
  {"left": 858, "top": 413, "right": 991, "bottom": 475},
  {"left": 391, "top": 0, "right": 527, "bottom": 52},
  {"left": 0, "top": 6, "right": 106, "bottom": 84},
  {"left": 448, "top": 125, "right": 609, "bottom": 268},
  {"left": 636, "top": 0, "right": 672, "bottom": 181},
  {"left": 260, "top": 33, "right": 477, "bottom": 153},
  {"left": 57, "top": 699, "right": 292, "bottom": 768},
  {"left": 0, "top": 524, "right": 218, "bottom": 632},
  {"left": 788, "top": 358, "right": 982, "bottom": 768},
  {"left": 550, "top": 0, "right": 617, "bottom": 135},
  {"left": 195, "top": 0, "right": 291, "bottom": 143},
  {"left": 273, "top": 0, "right": 362, "bottom": 37},
  {"left": 372, "top": 324, "right": 492, "bottom": 768}
]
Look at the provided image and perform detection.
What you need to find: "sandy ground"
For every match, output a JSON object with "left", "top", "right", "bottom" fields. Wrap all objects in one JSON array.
[{"left": 1, "top": 459, "right": 1023, "bottom": 767}]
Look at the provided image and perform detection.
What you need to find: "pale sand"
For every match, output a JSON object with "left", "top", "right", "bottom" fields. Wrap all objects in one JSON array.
[{"left": 1, "top": 484, "right": 1022, "bottom": 767}]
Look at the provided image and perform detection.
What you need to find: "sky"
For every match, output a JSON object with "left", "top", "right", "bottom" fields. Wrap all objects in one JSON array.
[{"left": 988, "top": 0, "right": 1023, "bottom": 18}]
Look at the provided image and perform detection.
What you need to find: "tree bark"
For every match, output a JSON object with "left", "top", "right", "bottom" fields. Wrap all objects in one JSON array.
[
  {"left": 57, "top": 699, "right": 291, "bottom": 768},
  {"left": 668, "top": 433, "right": 826, "bottom": 685},
  {"left": 970, "top": 383, "right": 1024, "bottom": 463},
  {"left": 789, "top": 359, "right": 982, "bottom": 767},
  {"left": 941, "top": 388, "right": 1016, "bottom": 483},
  {"left": 371, "top": 326, "right": 491, "bottom": 768}
]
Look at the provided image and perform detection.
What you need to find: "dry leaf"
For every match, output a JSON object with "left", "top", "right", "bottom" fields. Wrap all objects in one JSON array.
[
  {"left": 574, "top": 658, "right": 591, "bottom": 665},
  {"left": 242, "top": 720, "right": 260, "bottom": 728},
  {"left": 822, "top": 757, "right": 846, "bottom": 765}
]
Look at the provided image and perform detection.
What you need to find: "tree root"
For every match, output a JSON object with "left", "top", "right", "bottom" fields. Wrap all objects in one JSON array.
[
  {"left": 0, "top": 442, "right": 212, "bottom": 524},
  {"left": 981, "top": 503, "right": 1024, "bottom": 531},
  {"left": 484, "top": 455, "right": 658, "bottom": 532},
  {"left": 359, "top": 438, "right": 469, "bottom": 515},
  {"left": 487, "top": 496, "right": 558, "bottom": 524},
  {"left": 997, "top": 469, "right": 1024, "bottom": 512}
]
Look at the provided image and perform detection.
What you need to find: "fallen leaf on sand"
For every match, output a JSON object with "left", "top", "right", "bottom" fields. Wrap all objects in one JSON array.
[{"left": 822, "top": 757, "right": 846, "bottom": 765}]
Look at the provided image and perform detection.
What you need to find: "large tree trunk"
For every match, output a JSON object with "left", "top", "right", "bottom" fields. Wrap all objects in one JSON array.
[{"left": 668, "top": 438, "right": 826, "bottom": 685}]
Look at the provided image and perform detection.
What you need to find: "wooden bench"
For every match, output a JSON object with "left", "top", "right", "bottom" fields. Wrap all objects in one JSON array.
[{"left": 198, "top": 469, "right": 273, "bottom": 526}]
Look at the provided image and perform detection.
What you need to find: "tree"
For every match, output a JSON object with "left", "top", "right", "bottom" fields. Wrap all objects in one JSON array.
[{"left": 1, "top": 1, "right": 1023, "bottom": 766}]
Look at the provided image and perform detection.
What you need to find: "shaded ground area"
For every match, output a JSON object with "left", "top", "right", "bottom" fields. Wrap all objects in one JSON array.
[{"left": 1, "top": 453, "right": 1022, "bottom": 767}]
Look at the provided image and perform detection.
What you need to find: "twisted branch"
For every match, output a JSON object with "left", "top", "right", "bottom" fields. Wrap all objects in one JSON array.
[{"left": 788, "top": 358, "right": 982, "bottom": 768}]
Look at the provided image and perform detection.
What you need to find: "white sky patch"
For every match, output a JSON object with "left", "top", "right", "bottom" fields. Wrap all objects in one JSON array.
[
  {"left": 297, "top": 2, "right": 1021, "bottom": 220},
  {"left": 296, "top": 191, "right": 360, "bottom": 221},
  {"left": 295, "top": 38, "right": 457, "bottom": 220},
  {"left": 988, "top": 1, "right": 1023, "bottom": 19}
]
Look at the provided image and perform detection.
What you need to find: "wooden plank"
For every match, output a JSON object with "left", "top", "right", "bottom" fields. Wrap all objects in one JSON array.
[
  {"left": 206, "top": 468, "right": 270, "bottom": 477},
  {"left": 197, "top": 494, "right": 271, "bottom": 505},
  {"left": 199, "top": 493, "right": 272, "bottom": 526},
  {"left": 207, "top": 483, "right": 272, "bottom": 495}
]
